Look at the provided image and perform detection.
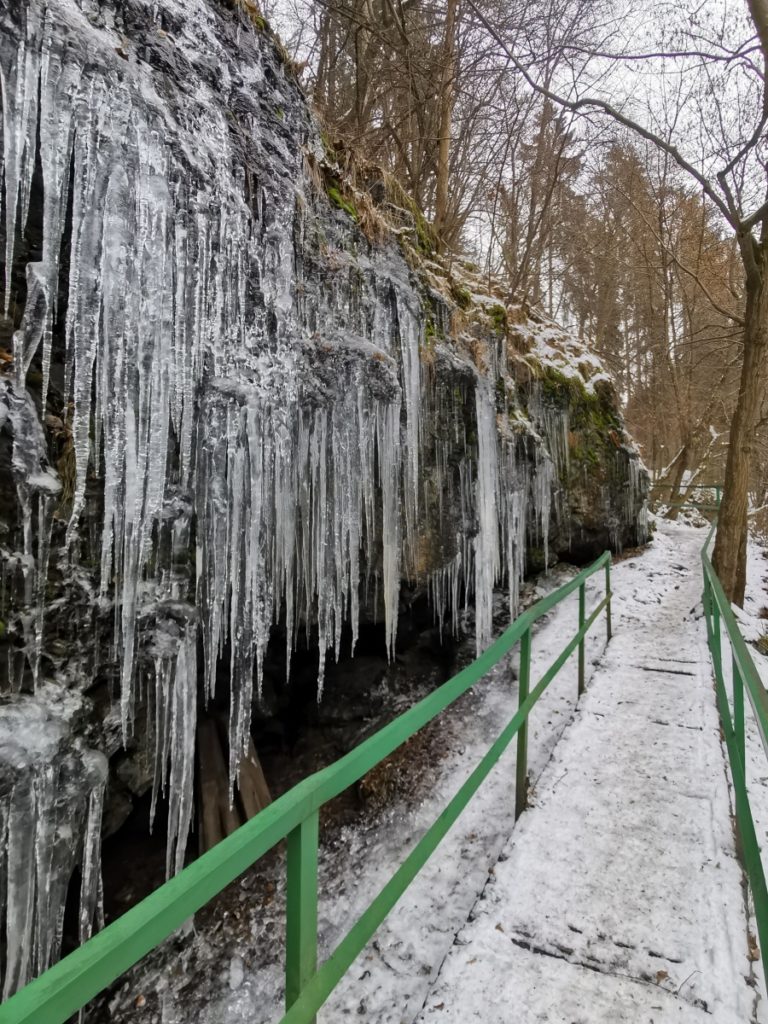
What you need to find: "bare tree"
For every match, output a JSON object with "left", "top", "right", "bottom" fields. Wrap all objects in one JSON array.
[{"left": 465, "top": 0, "right": 768, "bottom": 604}]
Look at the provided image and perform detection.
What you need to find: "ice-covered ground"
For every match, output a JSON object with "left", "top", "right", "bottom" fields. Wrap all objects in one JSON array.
[{"left": 103, "top": 519, "right": 767, "bottom": 1024}]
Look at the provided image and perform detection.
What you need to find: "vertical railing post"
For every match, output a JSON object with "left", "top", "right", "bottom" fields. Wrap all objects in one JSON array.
[
  {"left": 515, "top": 628, "right": 531, "bottom": 820},
  {"left": 286, "top": 810, "right": 319, "bottom": 1018},
  {"left": 712, "top": 599, "right": 722, "bottom": 686},
  {"left": 605, "top": 559, "right": 612, "bottom": 642},
  {"left": 733, "top": 653, "right": 745, "bottom": 768},
  {"left": 578, "top": 582, "right": 586, "bottom": 697}
]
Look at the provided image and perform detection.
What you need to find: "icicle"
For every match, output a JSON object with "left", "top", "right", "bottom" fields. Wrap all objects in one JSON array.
[
  {"left": 165, "top": 625, "right": 198, "bottom": 878},
  {"left": 376, "top": 399, "right": 403, "bottom": 661},
  {"left": 0, "top": 693, "right": 106, "bottom": 999},
  {"left": 0, "top": 6, "right": 41, "bottom": 314},
  {"left": 78, "top": 751, "right": 108, "bottom": 945},
  {"left": 473, "top": 384, "right": 500, "bottom": 654}
]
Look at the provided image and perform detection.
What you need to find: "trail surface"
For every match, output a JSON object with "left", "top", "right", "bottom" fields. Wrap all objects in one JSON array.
[
  {"left": 102, "top": 523, "right": 761, "bottom": 1024},
  {"left": 414, "top": 522, "right": 758, "bottom": 1023}
]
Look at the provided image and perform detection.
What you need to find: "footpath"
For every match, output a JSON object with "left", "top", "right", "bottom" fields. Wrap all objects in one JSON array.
[{"left": 415, "top": 523, "right": 760, "bottom": 1024}]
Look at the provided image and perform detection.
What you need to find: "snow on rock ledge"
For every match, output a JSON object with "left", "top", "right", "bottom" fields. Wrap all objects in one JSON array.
[{"left": 0, "top": 0, "right": 648, "bottom": 992}]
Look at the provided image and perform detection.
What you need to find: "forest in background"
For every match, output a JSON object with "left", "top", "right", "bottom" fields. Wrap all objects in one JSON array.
[{"left": 259, "top": 0, "right": 768, "bottom": 548}]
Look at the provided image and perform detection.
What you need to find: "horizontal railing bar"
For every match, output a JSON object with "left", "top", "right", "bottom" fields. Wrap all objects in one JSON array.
[
  {"left": 702, "top": 550, "right": 768, "bottom": 763},
  {"left": 665, "top": 502, "right": 721, "bottom": 510},
  {"left": 652, "top": 482, "right": 723, "bottom": 489},
  {"left": 703, "top": 570, "right": 768, "bottom": 980},
  {"left": 0, "top": 551, "right": 611, "bottom": 1024},
  {"left": 280, "top": 597, "right": 608, "bottom": 1024}
]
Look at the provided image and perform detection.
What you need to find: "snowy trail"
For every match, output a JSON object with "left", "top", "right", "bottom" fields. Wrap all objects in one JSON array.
[
  {"left": 414, "top": 522, "right": 759, "bottom": 1024},
  {"left": 104, "top": 522, "right": 759, "bottom": 1024}
]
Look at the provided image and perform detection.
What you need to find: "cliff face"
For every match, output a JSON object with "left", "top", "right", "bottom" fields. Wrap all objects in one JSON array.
[{"left": 0, "top": 0, "right": 648, "bottom": 995}]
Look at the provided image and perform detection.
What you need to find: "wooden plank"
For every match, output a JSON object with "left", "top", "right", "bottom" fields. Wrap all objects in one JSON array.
[
  {"left": 197, "top": 718, "right": 241, "bottom": 855},
  {"left": 238, "top": 737, "right": 272, "bottom": 820},
  {"left": 197, "top": 719, "right": 224, "bottom": 856}
]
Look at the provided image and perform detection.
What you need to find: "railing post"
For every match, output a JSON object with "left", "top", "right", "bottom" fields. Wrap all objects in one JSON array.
[
  {"left": 286, "top": 810, "right": 319, "bottom": 1018},
  {"left": 712, "top": 599, "right": 722, "bottom": 685},
  {"left": 605, "top": 559, "right": 612, "bottom": 642},
  {"left": 578, "top": 582, "right": 586, "bottom": 697},
  {"left": 515, "top": 628, "right": 532, "bottom": 820},
  {"left": 733, "top": 653, "right": 745, "bottom": 768}
]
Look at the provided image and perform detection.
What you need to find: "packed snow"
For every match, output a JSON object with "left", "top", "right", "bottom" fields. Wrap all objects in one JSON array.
[{"left": 416, "top": 521, "right": 759, "bottom": 1023}]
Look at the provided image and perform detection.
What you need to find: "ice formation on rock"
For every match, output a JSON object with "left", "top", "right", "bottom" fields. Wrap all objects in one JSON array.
[
  {"left": 0, "top": 688, "right": 106, "bottom": 998},
  {"left": 0, "top": 0, "right": 422, "bottom": 919}
]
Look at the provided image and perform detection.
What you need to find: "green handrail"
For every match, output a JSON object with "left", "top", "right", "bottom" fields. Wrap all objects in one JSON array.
[
  {"left": 702, "top": 522, "right": 768, "bottom": 987},
  {"left": 652, "top": 482, "right": 723, "bottom": 513},
  {"left": 0, "top": 552, "right": 613, "bottom": 1024}
]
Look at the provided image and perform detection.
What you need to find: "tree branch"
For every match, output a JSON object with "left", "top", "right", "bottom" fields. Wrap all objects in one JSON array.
[{"left": 463, "top": 0, "right": 743, "bottom": 232}]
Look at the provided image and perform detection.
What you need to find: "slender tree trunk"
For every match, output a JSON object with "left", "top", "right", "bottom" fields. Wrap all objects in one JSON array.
[
  {"left": 663, "top": 443, "right": 689, "bottom": 521},
  {"left": 712, "top": 239, "right": 768, "bottom": 604},
  {"left": 433, "top": 0, "right": 458, "bottom": 246}
]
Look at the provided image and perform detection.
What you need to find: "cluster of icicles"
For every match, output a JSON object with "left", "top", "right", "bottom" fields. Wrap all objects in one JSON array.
[{"left": 0, "top": 0, "right": 583, "bottom": 996}]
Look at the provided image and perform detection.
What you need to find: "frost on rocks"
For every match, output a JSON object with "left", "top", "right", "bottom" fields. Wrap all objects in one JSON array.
[{"left": 0, "top": 0, "right": 648, "bottom": 995}]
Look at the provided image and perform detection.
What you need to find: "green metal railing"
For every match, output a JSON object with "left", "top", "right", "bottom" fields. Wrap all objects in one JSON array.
[
  {"left": 702, "top": 522, "right": 768, "bottom": 986},
  {"left": 0, "top": 552, "right": 612, "bottom": 1024},
  {"left": 653, "top": 481, "right": 723, "bottom": 513}
]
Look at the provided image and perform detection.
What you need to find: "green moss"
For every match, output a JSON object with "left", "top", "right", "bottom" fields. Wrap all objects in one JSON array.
[
  {"left": 569, "top": 442, "right": 600, "bottom": 468},
  {"left": 424, "top": 317, "right": 441, "bottom": 350},
  {"left": 495, "top": 375, "right": 507, "bottom": 409},
  {"left": 276, "top": 107, "right": 284, "bottom": 121},
  {"left": 234, "top": 0, "right": 267, "bottom": 30},
  {"left": 327, "top": 184, "right": 358, "bottom": 222},
  {"left": 539, "top": 366, "right": 620, "bottom": 428},
  {"left": 488, "top": 304, "right": 508, "bottom": 333},
  {"left": 320, "top": 132, "right": 338, "bottom": 164},
  {"left": 534, "top": 364, "right": 624, "bottom": 488},
  {"left": 450, "top": 283, "right": 472, "bottom": 310},
  {"left": 414, "top": 213, "right": 438, "bottom": 255},
  {"left": 0, "top": 619, "right": 5, "bottom": 640}
]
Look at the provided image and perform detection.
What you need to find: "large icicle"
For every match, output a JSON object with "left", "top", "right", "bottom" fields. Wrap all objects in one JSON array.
[
  {"left": 473, "top": 383, "right": 500, "bottom": 653},
  {"left": 0, "top": 690, "right": 106, "bottom": 999}
]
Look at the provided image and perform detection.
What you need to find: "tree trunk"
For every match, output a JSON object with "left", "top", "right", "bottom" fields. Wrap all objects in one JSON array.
[
  {"left": 712, "top": 239, "right": 768, "bottom": 604},
  {"left": 664, "top": 453, "right": 688, "bottom": 521},
  {"left": 433, "top": 0, "right": 458, "bottom": 246}
]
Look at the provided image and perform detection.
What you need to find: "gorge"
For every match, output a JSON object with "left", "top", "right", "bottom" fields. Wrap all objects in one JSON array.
[{"left": 0, "top": 0, "right": 648, "bottom": 999}]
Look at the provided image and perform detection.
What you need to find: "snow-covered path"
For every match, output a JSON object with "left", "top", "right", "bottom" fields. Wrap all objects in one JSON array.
[
  {"left": 415, "top": 522, "right": 760, "bottom": 1023},
  {"left": 104, "top": 522, "right": 763, "bottom": 1024}
]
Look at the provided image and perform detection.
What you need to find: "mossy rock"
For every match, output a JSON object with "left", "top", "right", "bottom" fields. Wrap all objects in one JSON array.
[
  {"left": 232, "top": 0, "right": 267, "bottom": 31},
  {"left": 450, "top": 282, "right": 472, "bottom": 310},
  {"left": 327, "top": 184, "right": 358, "bottom": 222},
  {"left": 488, "top": 304, "right": 508, "bottom": 334}
]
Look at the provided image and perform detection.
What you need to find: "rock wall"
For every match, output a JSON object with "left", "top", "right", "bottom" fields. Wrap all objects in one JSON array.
[{"left": 0, "top": 0, "right": 648, "bottom": 995}]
